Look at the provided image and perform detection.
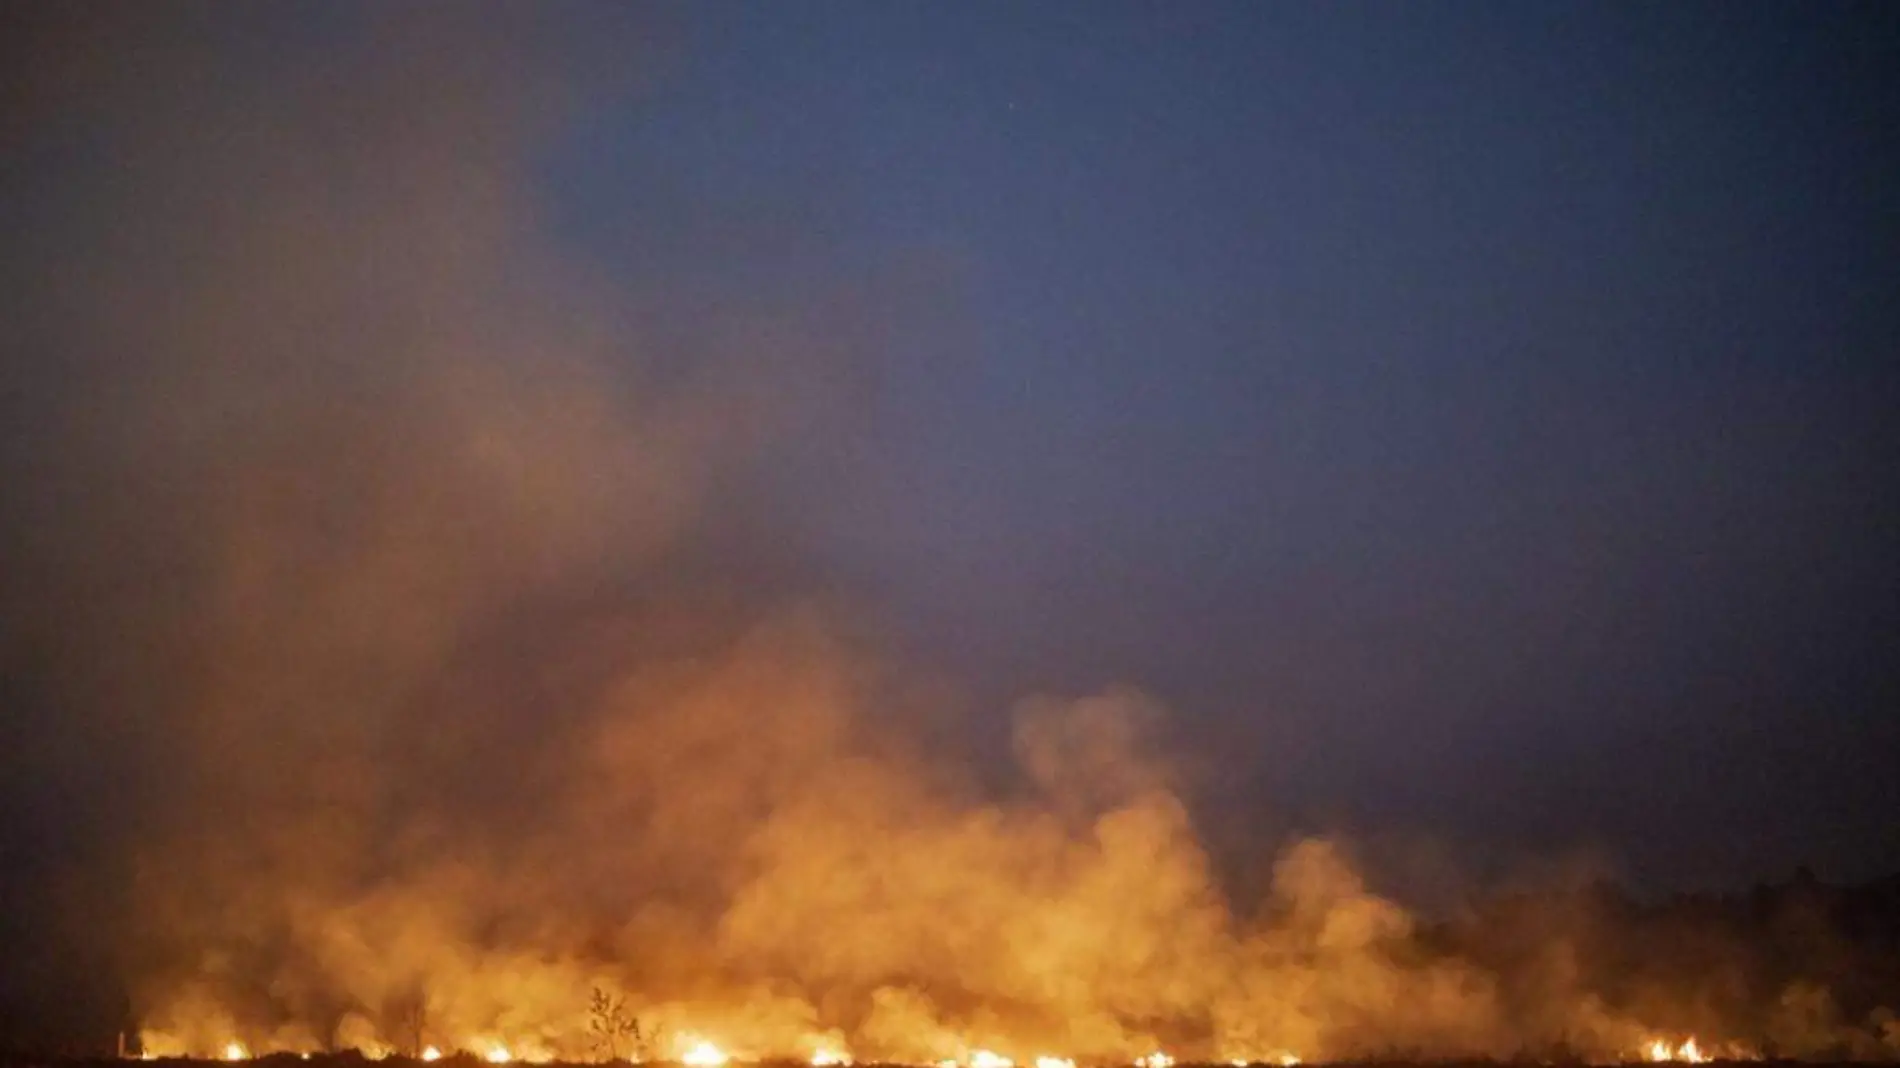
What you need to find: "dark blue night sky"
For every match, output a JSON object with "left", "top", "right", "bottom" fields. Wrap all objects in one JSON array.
[
  {"left": 4, "top": 6, "right": 1899, "bottom": 1011},
  {"left": 527, "top": 2, "right": 1900, "bottom": 887}
]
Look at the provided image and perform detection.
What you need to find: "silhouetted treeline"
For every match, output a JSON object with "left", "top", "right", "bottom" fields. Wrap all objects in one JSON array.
[{"left": 1426, "top": 870, "right": 1900, "bottom": 1059}]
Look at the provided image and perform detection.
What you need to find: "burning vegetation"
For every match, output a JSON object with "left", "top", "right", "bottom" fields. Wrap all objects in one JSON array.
[
  {"left": 5, "top": 8, "right": 1899, "bottom": 1068},
  {"left": 123, "top": 679, "right": 1900, "bottom": 1068}
]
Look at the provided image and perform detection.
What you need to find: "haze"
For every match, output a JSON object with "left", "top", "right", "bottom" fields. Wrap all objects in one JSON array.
[{"left": 1, "top": 1, "right": 1896, "bottom": 1056}]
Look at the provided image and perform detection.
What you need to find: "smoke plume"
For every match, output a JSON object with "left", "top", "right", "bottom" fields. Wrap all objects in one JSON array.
[{"left": 4, "top": 6, "right": 1897, "bottom": 1062}]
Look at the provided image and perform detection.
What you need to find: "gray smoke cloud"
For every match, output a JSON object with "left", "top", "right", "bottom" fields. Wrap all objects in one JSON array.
[{"left": 3, "top": 5, "right": 1897, "bottom": 1062}]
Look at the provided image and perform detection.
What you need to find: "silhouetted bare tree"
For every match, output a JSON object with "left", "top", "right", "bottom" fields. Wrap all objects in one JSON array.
[{"left": 589, "top": 987, "right": 643, "bottom": 1062}]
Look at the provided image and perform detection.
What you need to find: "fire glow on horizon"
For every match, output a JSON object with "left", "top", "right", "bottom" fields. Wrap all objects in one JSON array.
[{"left": 134, "top": 1037, "right": 1756, "bottom": 1066}]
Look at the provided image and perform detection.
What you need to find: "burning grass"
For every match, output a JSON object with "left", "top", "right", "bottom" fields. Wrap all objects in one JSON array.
[{"left": 24, "top": 1052, "right": 1850, "bottom": 1068}]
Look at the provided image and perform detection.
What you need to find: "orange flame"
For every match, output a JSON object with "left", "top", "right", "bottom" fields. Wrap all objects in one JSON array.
[
  {"left": 1646, "top": 1038, "right": 1709, "bottom": 1064},
  {"left": 680, "top": 1040, "right": 729, "bottom": 1067}
]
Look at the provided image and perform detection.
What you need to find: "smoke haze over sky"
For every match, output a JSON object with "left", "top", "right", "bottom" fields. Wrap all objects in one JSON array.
[{"left": 1, "top": 0, "right": 1897, "bottom": 1053}]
